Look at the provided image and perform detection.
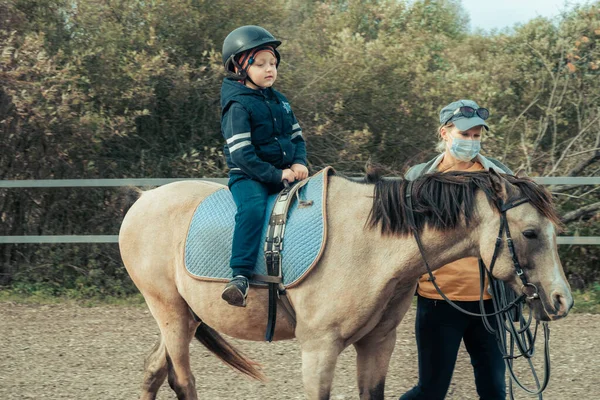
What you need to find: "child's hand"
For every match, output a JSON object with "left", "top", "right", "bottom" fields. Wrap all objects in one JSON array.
[
  {"left": 290, "top": 164, "right": 309, "bottom": 180},
  {"left": 282, "top": 168, "right": 296, "bottom": 183}
]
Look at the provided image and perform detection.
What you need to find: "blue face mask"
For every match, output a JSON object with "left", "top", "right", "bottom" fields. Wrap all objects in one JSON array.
[{"left": 449, "top": 138, "right": 481, "bottom": 161}]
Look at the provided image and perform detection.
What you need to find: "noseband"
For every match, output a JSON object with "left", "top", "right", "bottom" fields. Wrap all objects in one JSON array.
[{"left": 405, "top": 179, "right": 550, "bottom": 399}]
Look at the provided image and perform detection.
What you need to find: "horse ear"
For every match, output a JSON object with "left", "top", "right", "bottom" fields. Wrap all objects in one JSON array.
[
  {"left": 364, "top": 160, "right": 384, "bottom": 183},
  {"left": 488, "top": 168, "right": 508, "bottom": 200}
]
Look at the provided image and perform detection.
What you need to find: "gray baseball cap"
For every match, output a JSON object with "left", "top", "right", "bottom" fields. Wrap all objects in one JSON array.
[{"left": 439, "top": 99, "right": 489, "bottom": 131}]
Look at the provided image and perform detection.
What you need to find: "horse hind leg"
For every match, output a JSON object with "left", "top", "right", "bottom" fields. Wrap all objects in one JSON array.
[
  {"left": 140, "top": 335, "right": 168, "bottom": 400},
  {"left": 144, "top": 294, "right": 200, "bottom": 400},
  {"left": 139, "top": 292, "right": 265, "bottom": 399}
]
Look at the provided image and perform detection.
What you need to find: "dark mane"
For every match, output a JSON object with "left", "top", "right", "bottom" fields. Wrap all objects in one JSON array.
[
  {"left": 366, "top": 171, "right": 562, "bottom": 236},
  {"left": 502, "top": 174, "right": 563, "bottom": 228}
]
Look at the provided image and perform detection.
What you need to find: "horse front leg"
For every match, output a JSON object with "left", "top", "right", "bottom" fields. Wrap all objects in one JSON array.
[
  {"left": 353, "top": 329, "right": 397, "bottom": 400},
  {"left": 300, "top": 338, "right": 344, "bottom": 400},
  {"left": 353, "top": 282, "right": 416, "bottom": 400}
]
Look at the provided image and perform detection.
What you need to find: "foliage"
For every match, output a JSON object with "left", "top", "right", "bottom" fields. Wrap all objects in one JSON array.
[
  {"left": 1, "top": 0, "right": 599, "bottom": 294},
  {"left": 572, "top": 283, "right": 600, "bottom": 314}
]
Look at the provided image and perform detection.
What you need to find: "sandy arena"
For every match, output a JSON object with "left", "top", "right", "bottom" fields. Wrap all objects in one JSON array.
[{"left": 0, "top": 302, "right": 597, "bottom": 399}]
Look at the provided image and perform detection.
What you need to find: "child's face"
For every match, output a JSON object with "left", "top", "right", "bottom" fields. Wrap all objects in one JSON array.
[{"left": 246, "top": 51, "right": 277, "bottom": 89}]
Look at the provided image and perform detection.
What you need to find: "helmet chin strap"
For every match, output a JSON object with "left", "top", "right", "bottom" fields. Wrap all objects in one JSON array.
[
  {"left": 244, "top": 75, "right": 264, "bottom": 89},
  {"left": 230, "top": 56, "right": 266, "bottom": 89}
]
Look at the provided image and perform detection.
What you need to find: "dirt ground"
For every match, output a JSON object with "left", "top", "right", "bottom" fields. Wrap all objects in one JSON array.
[{"left": 0, "top": 302, "right": 597, "bottom": 400}]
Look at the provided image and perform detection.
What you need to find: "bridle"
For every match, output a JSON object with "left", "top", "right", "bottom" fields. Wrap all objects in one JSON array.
[{"left": 405, "top": 179, "right": 551, "bottom": 399}]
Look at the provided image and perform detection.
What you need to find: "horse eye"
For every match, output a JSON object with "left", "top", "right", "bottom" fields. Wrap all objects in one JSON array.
[{"left": 522, "top": 230, "right": 538, "bottom": 239}]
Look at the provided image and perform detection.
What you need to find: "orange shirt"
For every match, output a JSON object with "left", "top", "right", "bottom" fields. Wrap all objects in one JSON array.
[{"left": 417, "top": 161, "right": 492, "bottom": 301}]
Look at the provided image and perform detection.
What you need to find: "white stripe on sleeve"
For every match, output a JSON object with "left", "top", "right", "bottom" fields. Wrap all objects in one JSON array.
[
  {"left": 228, "top": 140, "right": 252, "bottom": 153},
  {"left": 226, "top": 132, "right": 251, "bottom": 145},
  {"left": 291, "top": 131, "right": 303, "bottom": 140}
]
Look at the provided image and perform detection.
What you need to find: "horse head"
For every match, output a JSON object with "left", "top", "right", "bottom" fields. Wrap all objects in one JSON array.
[
  {"left": 366, "top": 168, "right": 573, "bottom": 322},
  {"left": 475, "top": 169, "right": 573, "bottom": 321}
]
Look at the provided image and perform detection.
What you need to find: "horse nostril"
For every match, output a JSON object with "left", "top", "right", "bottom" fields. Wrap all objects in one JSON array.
[{"left": 551, "top": 291, "right": 570, "bottom": 315}]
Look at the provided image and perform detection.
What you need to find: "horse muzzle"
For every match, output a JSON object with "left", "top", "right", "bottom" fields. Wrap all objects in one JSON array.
[{"left": 534, "top": 288, "right": 574, "bottom": 321}]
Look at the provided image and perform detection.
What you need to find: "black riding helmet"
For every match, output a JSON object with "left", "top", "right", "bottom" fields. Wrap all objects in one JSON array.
[{"left": 222, "top": 25, "right": 281, "bottom": 74}]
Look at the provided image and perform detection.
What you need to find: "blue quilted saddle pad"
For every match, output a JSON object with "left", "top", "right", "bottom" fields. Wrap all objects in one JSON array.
[{"left": 184, "top": 169, "right": 331, "bottom": 287}]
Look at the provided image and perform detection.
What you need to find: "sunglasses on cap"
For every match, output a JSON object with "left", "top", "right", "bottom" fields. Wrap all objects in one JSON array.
[{"left": 443, "top": 106, "right": 490, "bottom": 125}]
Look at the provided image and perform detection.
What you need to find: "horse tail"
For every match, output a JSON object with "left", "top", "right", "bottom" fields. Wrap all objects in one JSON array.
[
  {"left": 120, "top": 186, "right": 143, "bottom": 217},
  {"left": 194, "top": 322, "right": 266, "bottom": 381}
]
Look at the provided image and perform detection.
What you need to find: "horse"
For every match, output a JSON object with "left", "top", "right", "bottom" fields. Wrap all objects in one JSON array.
[{"left": 118, "top": 168, "right": 573, "bottom": 400}]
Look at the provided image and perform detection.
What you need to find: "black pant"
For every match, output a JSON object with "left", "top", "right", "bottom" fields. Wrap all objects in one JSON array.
[{"left": 399, "top": 296, "right": 506, "bottom": 400}]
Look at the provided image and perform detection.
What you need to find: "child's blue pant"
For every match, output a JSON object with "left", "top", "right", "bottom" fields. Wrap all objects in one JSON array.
[{"left": 228, "top": 176, "right": 282, "bottom": 278}]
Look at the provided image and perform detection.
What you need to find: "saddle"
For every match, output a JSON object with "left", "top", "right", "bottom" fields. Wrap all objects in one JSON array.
[{"left": 183, "top": 166, "right": 335, "bottom": 341}]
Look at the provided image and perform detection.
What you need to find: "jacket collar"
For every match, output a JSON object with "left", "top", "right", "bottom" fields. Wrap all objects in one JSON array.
[
  {"left": 426, "top": 153, "right": 505, "bottom": 174},
  {"left": 220, "top": 78, "right": 274, "bottom": 109}
]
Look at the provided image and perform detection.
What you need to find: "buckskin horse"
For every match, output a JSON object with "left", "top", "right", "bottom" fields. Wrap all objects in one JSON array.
[{"left": 118, "top": 168, "right": 572, "bottom": 400}]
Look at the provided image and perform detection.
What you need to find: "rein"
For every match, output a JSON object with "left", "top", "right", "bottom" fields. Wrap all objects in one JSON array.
[{"left": 405, "top": 179, "right": 551, "bottom": 399}]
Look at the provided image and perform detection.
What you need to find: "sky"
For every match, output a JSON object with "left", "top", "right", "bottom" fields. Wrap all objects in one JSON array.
[{"left": 460, "top": 0, "right": 594, "bottom": 32}]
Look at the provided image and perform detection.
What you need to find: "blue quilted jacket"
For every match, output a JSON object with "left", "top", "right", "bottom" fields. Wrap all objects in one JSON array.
[{"left": 220, "top": 79, "right": 307, "bottom": 184}]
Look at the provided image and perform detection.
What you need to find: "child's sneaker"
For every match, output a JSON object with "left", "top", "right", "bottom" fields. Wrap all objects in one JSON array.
[{"left": 221, "top": 275, "right": 250, "bottom": 307}]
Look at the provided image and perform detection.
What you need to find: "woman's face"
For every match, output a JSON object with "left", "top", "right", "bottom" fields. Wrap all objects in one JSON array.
[
  {"left": 246, "top": 51, "right": 278, "bottom": 89},
  {"left": 440, "top": 124, "right": 484, "bottom": 163},
  {"left": 441, "top": 125, "right": 483, "bottom": 146}
]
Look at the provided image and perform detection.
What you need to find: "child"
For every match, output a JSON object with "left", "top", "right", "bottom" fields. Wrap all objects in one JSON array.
[{"left": 220, "top": 25, "right": 309, "bottom": 307}]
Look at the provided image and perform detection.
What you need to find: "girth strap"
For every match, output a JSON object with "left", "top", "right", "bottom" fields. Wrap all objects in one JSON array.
[{"left": 256, "top": 178, "right": 310, "bottom": 341}]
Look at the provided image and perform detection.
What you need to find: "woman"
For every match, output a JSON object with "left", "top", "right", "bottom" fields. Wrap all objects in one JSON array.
[{"left": 400, "top": 99, "right": 511, "bottom": 400}]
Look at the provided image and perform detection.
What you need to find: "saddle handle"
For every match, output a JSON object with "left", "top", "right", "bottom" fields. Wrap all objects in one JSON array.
[{"left": 283, "top": 179, "right": 313, "bottom": 208}]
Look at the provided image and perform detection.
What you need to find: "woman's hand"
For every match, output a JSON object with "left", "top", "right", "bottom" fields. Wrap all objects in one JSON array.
[
  {"left": 290, "top": 164, "right": 309, "bottom": 180},
  {"left": 281, "top": 168, "right": 296, "bottom": 183}
]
